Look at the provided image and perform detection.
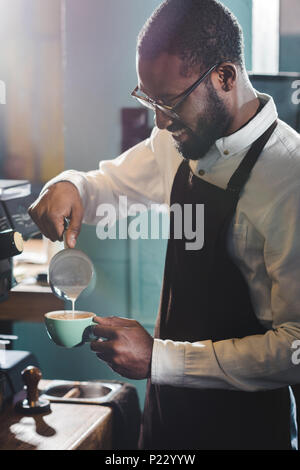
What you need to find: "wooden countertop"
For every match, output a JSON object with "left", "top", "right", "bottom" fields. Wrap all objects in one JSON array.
[{"left": 0, "top": 381, "right": 113, "bottom": 450}]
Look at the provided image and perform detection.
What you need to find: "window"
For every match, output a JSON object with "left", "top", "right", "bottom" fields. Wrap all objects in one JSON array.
[
  {"left": 252, "top": 0, "right": 300, "bottom": 74},
  {"left": 252, "top": 0, "right": 280, "bottom": 74}
]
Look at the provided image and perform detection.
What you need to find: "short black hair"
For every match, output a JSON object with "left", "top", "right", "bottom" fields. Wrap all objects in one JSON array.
[{"left": 137, "top": 0, "right": 245, "bottom": 75}]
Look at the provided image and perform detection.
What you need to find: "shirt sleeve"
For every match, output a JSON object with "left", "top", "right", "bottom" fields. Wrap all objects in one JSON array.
[
  {"left": 151, "top": 180, "right": 300, "bottom": 391},
  {"left": 41, "top": 127, "right": 166, "bottom": 225}
]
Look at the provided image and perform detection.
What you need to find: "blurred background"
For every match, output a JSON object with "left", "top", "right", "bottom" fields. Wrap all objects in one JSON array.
[{"left": 0, "top": 0, "right": 299, "bottom": 406}]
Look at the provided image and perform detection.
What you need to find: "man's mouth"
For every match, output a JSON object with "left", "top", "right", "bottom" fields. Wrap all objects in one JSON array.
[{"left": 171, "top": 128, "right": 188, "bottom": 142}]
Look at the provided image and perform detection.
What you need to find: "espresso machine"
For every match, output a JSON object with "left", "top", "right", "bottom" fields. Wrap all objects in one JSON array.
[{"left": 0, "top": 179, "right": 40, "bottom": 409}]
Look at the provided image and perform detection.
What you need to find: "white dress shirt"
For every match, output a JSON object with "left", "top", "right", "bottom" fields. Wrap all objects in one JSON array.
[{"left": 44, "top": 92, "right": 300, "bottom": 392}]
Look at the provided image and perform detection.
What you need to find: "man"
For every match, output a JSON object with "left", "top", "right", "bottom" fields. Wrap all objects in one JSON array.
[{"left": 30, "top": 0, "right": 300, "bottom": 450}]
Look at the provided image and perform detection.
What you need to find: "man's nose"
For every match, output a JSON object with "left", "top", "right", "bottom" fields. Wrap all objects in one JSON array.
[{"left": 154, "top": 107, "right": 174, "bottom": 130}]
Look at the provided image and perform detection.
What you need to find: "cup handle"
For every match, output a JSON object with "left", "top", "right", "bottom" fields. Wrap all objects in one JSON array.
[{"left": 82, "top": 325, "right": 99, "bottom": 343}]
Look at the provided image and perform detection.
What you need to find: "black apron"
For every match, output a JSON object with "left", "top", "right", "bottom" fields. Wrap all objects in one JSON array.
[{"left": 139, "top": 121, "right": 295, "bottom": 450}]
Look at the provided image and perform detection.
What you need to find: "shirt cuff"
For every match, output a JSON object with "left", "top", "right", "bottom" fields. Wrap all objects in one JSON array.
[
  {"left": 151, "top": 338, "right": 186, "bottom": 386},
  {"left": 151, "top": 338, "right": 227, "bottom": 389}
]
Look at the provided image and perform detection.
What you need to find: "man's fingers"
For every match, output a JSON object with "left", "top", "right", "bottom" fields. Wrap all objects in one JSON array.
[
  {"left": 28, "top": 182, "right": 83, "bottom": 244},
  {"left": 29, "top": 212, "right": 65, "bottom": 242},
  {"left": 65, "top": 206, "right": 83, "bottom": 248},
  {"left": 90, "top": 338, "right": 115, "bottom": 361},
  {"left": 42, "top": 214, "right": 65, "bottom": 242},
  {"left": 28, "top": 202, "right": 47, "bottom": 235},
  {"left": 92, "top": 324, "right": 118, "bottom": 340}
]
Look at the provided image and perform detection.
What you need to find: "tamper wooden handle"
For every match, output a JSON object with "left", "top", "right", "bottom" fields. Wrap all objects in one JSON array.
[
  {"left": 21, "top": 366, "right": 42, "bottom": 407},
  {"left": 15, "top": 365, "right": 50, "bottom": 415}
]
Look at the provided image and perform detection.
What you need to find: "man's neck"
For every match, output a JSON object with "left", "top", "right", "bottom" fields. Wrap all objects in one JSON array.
[{"left": 225, "top": 90, "right": 260, "bottom": 136}]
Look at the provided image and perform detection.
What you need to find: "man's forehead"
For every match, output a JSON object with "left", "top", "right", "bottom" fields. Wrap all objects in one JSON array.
[{"left": 137, "top": 52, "right": 197, "bottom": 100}]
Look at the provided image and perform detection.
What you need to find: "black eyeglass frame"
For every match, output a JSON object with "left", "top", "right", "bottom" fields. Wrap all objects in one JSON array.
[{"left": 131, "top": 62, "right": 223, "bottom": 120}]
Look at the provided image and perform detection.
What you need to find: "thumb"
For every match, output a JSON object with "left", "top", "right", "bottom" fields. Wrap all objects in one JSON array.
[{"left": 65, "top": 206, "right": 83, "bottom": 248}]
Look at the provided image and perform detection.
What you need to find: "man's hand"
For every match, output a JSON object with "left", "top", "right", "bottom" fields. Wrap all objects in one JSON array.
[
  {"left": 91, "top": 316, "right": 154, "bottom": 380},
  {"left": 28, "top": 182, "right": 84, "bottom": 248}
]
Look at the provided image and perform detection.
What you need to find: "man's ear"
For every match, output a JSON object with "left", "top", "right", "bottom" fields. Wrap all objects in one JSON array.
[{"left": 216, "top": 63, "right": 237, "bottom": 92}]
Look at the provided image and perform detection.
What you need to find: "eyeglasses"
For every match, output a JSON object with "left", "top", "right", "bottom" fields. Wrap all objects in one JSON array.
[{"left": 131, "top": 62, "right": 220, "bottom": 121}]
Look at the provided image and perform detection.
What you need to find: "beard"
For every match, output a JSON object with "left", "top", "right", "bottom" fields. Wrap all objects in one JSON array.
[{"left": 171, "top": 81, "right": 233, "bottom": 161}]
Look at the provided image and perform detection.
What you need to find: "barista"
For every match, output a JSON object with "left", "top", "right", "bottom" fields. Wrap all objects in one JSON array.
[{"left": 29, "top": 0, "right": 300, "bottom": 450}]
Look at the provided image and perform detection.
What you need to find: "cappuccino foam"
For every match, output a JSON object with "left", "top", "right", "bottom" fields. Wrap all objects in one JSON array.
[{"left": 47, "top": 312, "right": 94, "bottom": 320}]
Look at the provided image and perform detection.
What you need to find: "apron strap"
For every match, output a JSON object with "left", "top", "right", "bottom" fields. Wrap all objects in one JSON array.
[{"left": 227, "top": 120, "right": 278, "bottom": 195}]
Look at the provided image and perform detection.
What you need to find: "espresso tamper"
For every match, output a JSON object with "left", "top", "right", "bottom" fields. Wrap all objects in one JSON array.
[{"left": 15, "top": 366, "right": 51, "bottom": 414}]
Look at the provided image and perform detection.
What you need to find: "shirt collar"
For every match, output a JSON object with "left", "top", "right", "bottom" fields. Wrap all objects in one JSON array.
[{"left": 215, "top": 92, "right": 278, "bottom": 157}]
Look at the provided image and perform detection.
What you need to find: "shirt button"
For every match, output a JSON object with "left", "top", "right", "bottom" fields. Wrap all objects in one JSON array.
[
  {"left": 224, "top": 150, "right": 229, "bottom": 155},
  {"left": 198, "top": 169, "right": 205, "bottom": 176}
]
